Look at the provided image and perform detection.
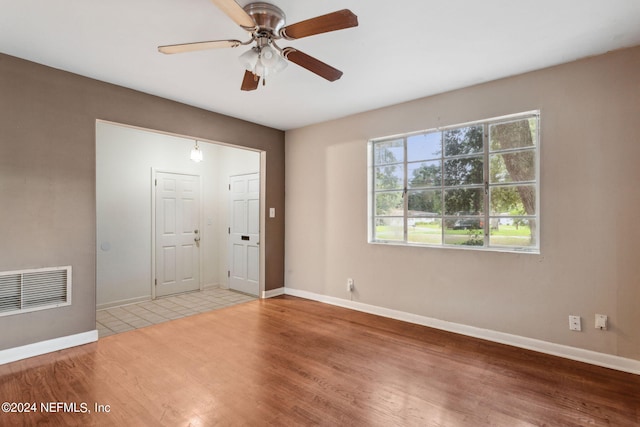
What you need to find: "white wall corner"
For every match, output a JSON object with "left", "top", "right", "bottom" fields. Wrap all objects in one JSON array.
[
  {"left": 283, "top": 287, "right": 640, "bottom": 376},
  {"left": 0, "top": 330, "right": 99, "bottom": 366}
]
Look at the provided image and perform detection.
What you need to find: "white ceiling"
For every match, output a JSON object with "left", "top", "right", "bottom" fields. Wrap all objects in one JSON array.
[{"left": 2, "top": 0, "right": 640, "bottom": 130}]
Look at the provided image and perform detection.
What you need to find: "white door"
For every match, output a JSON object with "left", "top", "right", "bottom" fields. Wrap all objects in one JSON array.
[
  {"left": 155, "top": 172, "right": 201, "bottom": 297},
  {"left": 229, "top": 173, "right": 260, "bottom": 296}
]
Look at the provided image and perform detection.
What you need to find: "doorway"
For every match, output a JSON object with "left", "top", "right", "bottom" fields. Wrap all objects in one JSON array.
[{"left": 96, "top": 121, "right": 263, "bottom": 309}]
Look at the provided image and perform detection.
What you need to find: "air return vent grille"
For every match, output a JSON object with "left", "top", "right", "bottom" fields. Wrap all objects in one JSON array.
[{"left": 0, "top": 266, "right": 71, "bottom": 317}]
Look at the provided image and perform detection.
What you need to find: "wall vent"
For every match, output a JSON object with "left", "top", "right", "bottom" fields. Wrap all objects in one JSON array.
[{"left": 0, "top": 266, "right": 71, "bottom": 317}]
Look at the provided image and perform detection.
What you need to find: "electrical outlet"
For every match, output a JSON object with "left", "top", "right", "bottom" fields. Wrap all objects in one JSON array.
[
  {"left": 569, "top": 315, "right": 581, "bottom": 331},
  {"left": 347, "top": 278, "right": 354, "bottom": 292},
  {"left": 595, "top": 314, "right": 607, "bottom": 330}
]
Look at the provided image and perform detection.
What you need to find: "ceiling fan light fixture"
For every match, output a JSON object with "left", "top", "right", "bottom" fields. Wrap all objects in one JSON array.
[
  {"left": 254, "top": 62, "right": 266, "bottom": 77},
  {"left": 238, "top": 47, "right": 259, "bottom": 71},
  {"left": 261, "top": 45, "right": 288, "bottom": 74},
  {"left": 158, "top": 1, "right": 359, "bottom": 91},
  {"left": 262, "top": 45, "right": 288, "bottom": 75},
  {"left": 259, "top": 44, "right": 278, "bottom": 68},
  {"left": 239, "top": 44, "right": 287, "bottom": 78},
  {"left": 272, "top": 54, "right": 288, "bottom": 74}
]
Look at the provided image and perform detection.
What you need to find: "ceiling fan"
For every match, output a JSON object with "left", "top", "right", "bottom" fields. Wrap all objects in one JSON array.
[{"left": 158, "top": 0, "right": 358, "bottom": 91}]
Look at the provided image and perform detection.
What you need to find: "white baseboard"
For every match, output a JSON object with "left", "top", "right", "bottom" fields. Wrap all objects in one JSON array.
[
  {"left": 97, "top": 295, "right": 150, "bottom": 310},
  {"left": 284, "top": 287, "right": 640, "bottom": 376},
  {"left": 262, "top": 287, "right": 285, "bottom": 299},
  {"left": 0, "top": 330, "right": 99, "bottom": 365}
]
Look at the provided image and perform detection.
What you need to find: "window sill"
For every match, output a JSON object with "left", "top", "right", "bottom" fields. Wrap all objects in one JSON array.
[{"left": 368, "top": 240, "right": 540, "bottom": 255}]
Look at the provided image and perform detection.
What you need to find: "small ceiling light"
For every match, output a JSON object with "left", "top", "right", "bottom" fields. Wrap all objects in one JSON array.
[
  {"left": 259, "top": 44, "right": 279, "bottom": 68},
  {"left": 239, "top": 48, "right": 259, "bottom": 72},
  {"left": 190, "top": 140, "right": 203, "bottom": 162},
  {"left": 261, "top": 44, "right": 288, "bottom": 75}
]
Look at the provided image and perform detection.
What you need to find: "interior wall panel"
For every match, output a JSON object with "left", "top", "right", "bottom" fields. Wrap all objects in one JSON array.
[{"left": 0, "top": 53, "right": 284, "bottom": 351}]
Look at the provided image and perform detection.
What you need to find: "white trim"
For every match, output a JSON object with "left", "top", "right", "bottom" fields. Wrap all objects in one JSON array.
[
  {"left": 96, "top": 295, "right": 151, "bottom": 311},
  {"left": 151, "top": 168, "right": 157, "bottom": 300},
  {"left": 259, "top": 153, "right": 267, "bottom": 299},
  {"left": 96, "top": 119, "right": 264, "bottom": 154},
  {"left": 284, "top": 287, "right": 640, "bottom": 376},
  {"left": 262, "top": 287, "right": 284, "bottom": 299},
  {"left": 370, "top": 110, "right": 541, "bottom": 142},
  {"left": 0, "top": 330, "right": 98, "bottom": 365}
]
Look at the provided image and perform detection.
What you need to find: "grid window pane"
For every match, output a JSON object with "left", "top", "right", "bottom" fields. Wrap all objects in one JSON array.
[
  {"left": 375, "top": 191, "right": 403, "bottom": 216},
  {"left": 489, "top": 150, "right": 535, "bottom": 184},
  {"left": 489, "top": 218, "right": 536, "bottom": 248},
  {"left": 408, "top": 218, "right": 442, "bottom": 244},
  {"left": 375, "top": 165, "right": 404, "bottom": 190},
  {"left": 408, "top": 190, "right": 442, "bottom": 216},
  {"left": 444, "top": 156, "right": 483, "bottom": 186},
  {"left": 490, "top": 185, "right": 536, "bottom": 216},
  {"left": 407, "top": 132, "right": 441, "bottom": 161},
  {"left": 408, "top": 161, "right": 441, "bottom": 188},
  {"left": 444, "top": 219, "right": 484, "bottom": 247},
  {"left": 490, "top": 119, "right": 537, "bottom": 151},
  {"left": 375, "top": 217, "right": 403, "bottom": 241},
  {"left": 444, "top": 188, "right": 485, "bottom": 216},
  {"left": 444, "top": 126, "right": 483, "bottom": 157},
  {"left": 374, "top": 139, "right": 404, "bottom": 165}
]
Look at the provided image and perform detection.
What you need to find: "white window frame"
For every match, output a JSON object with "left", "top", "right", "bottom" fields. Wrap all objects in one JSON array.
[{"left": 368, "top": 111, "right": 540, "bottom": 253}]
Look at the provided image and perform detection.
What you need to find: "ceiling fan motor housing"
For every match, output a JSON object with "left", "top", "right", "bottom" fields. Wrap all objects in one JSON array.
[{"left": 244, "top": 2, "right": 286, "bottom": 35}]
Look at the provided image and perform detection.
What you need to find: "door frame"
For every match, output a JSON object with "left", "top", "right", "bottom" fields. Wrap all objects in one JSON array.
[
  {"left": 259, "top": 152, "right": 266, "bottom": 298},
  {"left": 151, "top": 168, "right": 203, "bottom": 300}
]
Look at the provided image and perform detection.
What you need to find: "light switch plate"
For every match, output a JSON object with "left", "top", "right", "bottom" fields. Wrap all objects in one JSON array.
[
  {"left": 569, "top": 315, "right": 581, "bottom": 331},
  {"left": 595, "top": 314, "right": 607, "bottom": 330}
]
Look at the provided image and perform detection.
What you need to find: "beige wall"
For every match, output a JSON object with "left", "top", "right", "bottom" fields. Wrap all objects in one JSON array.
[
  {"left": 0, "top": 53, "right": 284, "bottom": 351},
  {"left": 285, "top": 46, "right": 640, "bottom": 360}
]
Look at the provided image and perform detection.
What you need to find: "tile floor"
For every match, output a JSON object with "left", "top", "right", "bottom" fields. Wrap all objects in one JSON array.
[{"left": 96, "top": 287, "right": 257, "bottom": 338}]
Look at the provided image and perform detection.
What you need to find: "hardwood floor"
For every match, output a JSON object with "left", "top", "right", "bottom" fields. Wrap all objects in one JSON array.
[{"left": 1, "top": 296, "right": 638, "bottom": 426}]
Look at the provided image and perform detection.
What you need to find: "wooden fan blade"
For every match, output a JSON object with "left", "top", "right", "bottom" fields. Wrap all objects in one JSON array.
[
  {"left": 280, "top": 9, "right": 358, "bottom": 40},
  {"left": 241, "top": 70, "right": 260, "bottom": 91},
  {"left": 283, "top": 48, "right": 343, "bottom": 82},
  {"left": 210, "top": 0, "right": 256, "bottom": 30},
  {"left": 158, "top": 40, "right": 242, "bottom": 54}
]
